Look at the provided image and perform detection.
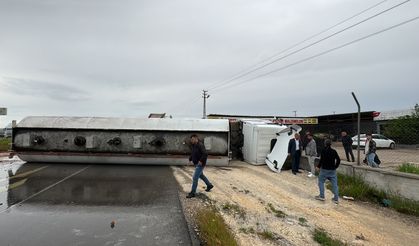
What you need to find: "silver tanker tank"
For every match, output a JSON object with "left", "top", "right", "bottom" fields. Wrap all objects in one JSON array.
[{"left": 12, "top": 116, "right": 230, "bottom": 165}]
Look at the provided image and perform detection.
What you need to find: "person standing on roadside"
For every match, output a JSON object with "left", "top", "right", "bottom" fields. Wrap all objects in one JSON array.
[
  {"left": 315, "top": 139, "right": 340, "bottom": 204},
  {"left": 186, "top": 134, "right": 214, "bottom": 198},
  {"left": 305, "top": 133, "right": 317, "bottom": 177},
  {"left": 341, "top": 131, "right": 355, "bottom": 162},
  {"left": 302, "top": 130, "right": 311, "bottom": 151},
  {"left": 365, "top": 133, "right": 378, "bottom": 168},
  {"left": 288, "top": 133, "right": 302, "bottom": 175}
]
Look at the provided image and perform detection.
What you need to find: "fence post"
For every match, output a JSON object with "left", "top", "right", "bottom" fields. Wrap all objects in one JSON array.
[{"left": 351, "top": 92, "right": 361, "bottom": 166}]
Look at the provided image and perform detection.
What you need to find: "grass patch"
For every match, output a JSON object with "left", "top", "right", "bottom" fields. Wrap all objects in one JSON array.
[
  {"left": 0, "top": 138, "right": 11, "bottom": 152},
  {"left": 397, "top": 163, "right": 419, "bottom": 175},
  {"left": 327, "top": 173, "right": 419, "bottom": 216},
  {"left": 240, "top": 227, "right": 280, "bottom": 243},
  {"left": 239, "top": 227, "right": 255, "bottom": 234},
  {"left": 313, "top": 228, "right": 346, "bottom": 246},
  {"left": 257, "top": 230, "right": 277, "bottom": 241},
  {"left": 298, "top": 217, "right": 308, "bottom": 226},
  {"left": 267, "top": 203, "right": 286, "bottom": 218},
  {"left": 222, "top": 202, "right": 246, "bottom": 219},
  {"left": 196, "top": 207, "right": 238, "bottom": 246}
]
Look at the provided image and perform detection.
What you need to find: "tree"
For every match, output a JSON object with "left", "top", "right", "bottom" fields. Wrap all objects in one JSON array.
[{"left": 384, "top": 104, "right": 419, "bottom": 145}]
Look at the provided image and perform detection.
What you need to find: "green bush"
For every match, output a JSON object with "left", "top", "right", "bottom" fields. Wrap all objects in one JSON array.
[
  {"left": 0, "top": 137, "right": 11, "bottom": 152},
  {"left": 384, "top": 104, "right": 419, "bottom": 145},
  {"left": 397, "top": 163, "right": 419, "bottom": 175}
]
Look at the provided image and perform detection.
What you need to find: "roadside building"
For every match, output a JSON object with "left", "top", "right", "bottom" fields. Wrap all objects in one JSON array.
[{"left": 373, "top": 108, "right": 415, "bottom": 134}]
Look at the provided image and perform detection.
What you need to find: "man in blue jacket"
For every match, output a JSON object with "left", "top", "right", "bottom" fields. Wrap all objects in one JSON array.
[
  {"left": 186, "top": 134, "right": 214, "bottom": 198},
  {"left": 288, "top": 133, "right": 302, "bottom": 175}
]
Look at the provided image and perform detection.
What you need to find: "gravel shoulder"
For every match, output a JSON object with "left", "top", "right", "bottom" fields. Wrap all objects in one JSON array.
[{"left": 172, "top": 161, "right": 419, "bottom": 246}]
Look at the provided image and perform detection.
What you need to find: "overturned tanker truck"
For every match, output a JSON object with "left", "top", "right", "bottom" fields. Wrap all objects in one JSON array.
[{"left": 11, "top": 116, "right": 230, "bottom": 165}]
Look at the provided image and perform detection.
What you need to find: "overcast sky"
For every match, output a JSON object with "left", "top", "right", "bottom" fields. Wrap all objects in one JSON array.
[{"left": 1, "top": 0, "right": 418, "bottom": 126}]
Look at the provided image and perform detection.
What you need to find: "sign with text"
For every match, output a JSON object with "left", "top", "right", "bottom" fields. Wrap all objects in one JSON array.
[
  {"left": 0, "top": 108, "right": 7, "bottom": 115},
  {"left": 274, "top": 117, "right": 318, "bottom": 125}
]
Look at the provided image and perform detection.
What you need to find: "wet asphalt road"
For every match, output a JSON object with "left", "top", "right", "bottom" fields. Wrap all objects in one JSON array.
[{"left": 0, "top": 160, "right": 191, "bottom": 246}]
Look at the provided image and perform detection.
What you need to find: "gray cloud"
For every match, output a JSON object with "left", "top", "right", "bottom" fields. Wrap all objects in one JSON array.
[
  {"left": 0, "top": 0, "right": 418, "bottom": 126},
  {"left": 1, "top": 77, "right": 89, "bottom": 101}
]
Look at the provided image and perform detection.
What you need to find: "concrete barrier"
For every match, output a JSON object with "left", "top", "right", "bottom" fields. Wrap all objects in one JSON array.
[{"left": 300, "top": 156, "right": 419, "bottom": 201}]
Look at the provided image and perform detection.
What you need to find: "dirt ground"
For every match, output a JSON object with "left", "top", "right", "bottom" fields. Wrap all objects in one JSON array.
[{"left": 173, "top": 161, "right": 419, "bottom": 246}]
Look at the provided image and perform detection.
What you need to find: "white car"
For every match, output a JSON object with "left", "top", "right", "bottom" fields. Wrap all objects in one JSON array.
[{"left": 352, "top": 134, "right": 395, "bottom": 149}]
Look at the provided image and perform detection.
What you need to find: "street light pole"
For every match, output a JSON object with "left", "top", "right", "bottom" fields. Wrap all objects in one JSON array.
[
  {"left": 202, "top": 90, "right": 210, "bottom": 119},
  {"left": 351, "top": 92, "right": 361, "bottom": 165}
]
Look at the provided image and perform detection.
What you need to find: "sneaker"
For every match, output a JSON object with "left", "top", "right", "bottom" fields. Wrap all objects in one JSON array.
[
  {"left": 307, "top": 173, "right": 314, "bottom": 178},
  {"left": 332, "top": 198, "right": 339, "bottom": 204},
  {"left": 315, "top": 196, "right": 325, "bottom": 201},
  {"left": 297, "top": 170, "right": 302, "bottom": 173},
  {"left": 186, "top": 193, "right": 195, "bottom": 198},
  {"left": 292, "top": 171, "right": 297, "bottom": 175},
  {"left": 205, "top": 184, "right": 214, "bottom": 192}
]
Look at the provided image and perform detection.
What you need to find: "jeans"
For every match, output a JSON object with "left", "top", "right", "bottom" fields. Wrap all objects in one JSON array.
[
  {"left": 344, "top": 145, "right": 355, "bottom": 162},
  {"left": 367, "top": 153, "right": 378, "bottom": 168},
  {"left": 292, "top": 150, "right": 301, "bottom": 172},
  {"left": 318, "top": 169, "right": 339, "bottom": 201},
  {"left": 191, "top": 164, "right": 212, "bottom": 194}
]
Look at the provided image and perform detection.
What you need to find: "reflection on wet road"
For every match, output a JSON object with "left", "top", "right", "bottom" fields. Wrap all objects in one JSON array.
[{"left": 0, "top": 161, "right": 191, "bottom": 245}]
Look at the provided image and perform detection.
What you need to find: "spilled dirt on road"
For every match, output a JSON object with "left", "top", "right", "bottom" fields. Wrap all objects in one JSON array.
[{"left": 173, "top": 161, "right": 419, "bottom": 246}]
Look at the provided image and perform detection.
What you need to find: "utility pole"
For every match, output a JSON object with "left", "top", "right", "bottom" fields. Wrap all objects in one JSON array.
[
  {"left": 351, "top": 92, "right": 361, "bottom": 166},
  {"left": 202, "top": 90, "right": 210, "bottom": 119},
  {"left": 292, "top": 110, "right": 297, "bottom": 117}
]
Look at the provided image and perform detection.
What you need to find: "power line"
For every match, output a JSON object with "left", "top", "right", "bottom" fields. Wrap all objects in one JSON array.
[
  {"left": 211, "top": 0, "right": 411, "bottom": 92},
  {"left": 167, "top": 1, "right": 390, "bottom": 115},
  {"left": 212, "top": 15, "right": 419, "bottom": 93},
  {"left": 206, "top": 0, "right": 388, "bottom": 91},
  {"left": 167, "top": 0, "right": 410, "bottom": 115}
]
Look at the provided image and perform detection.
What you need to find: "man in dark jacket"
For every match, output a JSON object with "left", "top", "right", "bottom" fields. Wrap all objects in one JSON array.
[
  {"left": 315, "top": 139, "right": 340, "bottom": 204},
  {"left": 186, "top": 134, "right": 213, "bottom": 198},
  {"left": 288, "top": 133, "right": 302, "bottom": 175},
  {"left": 341, "top": 131, "right": 355, "bottom": 162}
]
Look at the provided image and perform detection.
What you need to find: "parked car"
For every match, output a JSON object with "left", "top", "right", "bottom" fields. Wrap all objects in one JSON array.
[
  {"left": 352, "top": 134, "right": 395, "bottom": 149},
  {"left": 313, "top": 133, "right": 336, "bottom": 141},
  {"left": 4, "top": 127, "right": 12, "bottom": 138},
  {"left": 2, "top": 123, "right": 12, "bottom": 138}
]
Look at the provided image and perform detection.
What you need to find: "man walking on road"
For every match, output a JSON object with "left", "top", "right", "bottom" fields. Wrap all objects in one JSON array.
[
  {"left": 315, "top": 139, "right": 340, "bottom": 204},
  {"left": 305, "top": 133, "right": 317, "bottom": 178},
  {"left": 341, "top": 131, "right": 355, "bottom": 162},
  {"left": 288, "top": 133, "right": 302, "bottom": 175},
  {"left": 186, "top": 134, "right": 214, "bottom": 198}
]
